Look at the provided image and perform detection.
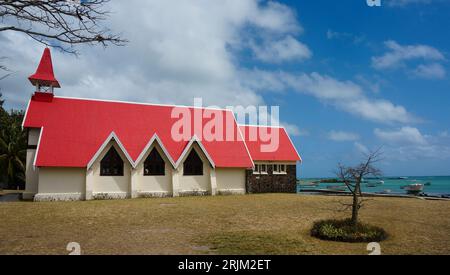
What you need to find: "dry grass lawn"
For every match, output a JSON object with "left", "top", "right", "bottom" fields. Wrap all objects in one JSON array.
[{"left": 0, "top": 194, "right": 449, "bottom": 255}]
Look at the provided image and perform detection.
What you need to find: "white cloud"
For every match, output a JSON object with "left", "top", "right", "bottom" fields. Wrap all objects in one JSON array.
[
  {"left": 282, "top": 123, "right": 308, "bottom": 137},
  {"left": 439, "top": 131, "right": 449, "bottom": 138},
  {"left": 242, "top": 70, "right": 417, "bottom": 124},
  {"left": 414, "top": 63, "right": 446, "bottom": 79},
  {"left": 374, "top": 126, "right": 428, "bottom": 145},
  {"left": 372, "top": 40, "right": 445, "bottom": 70},
  {"left": 326, "top": 29, "right": 365, "bottom": 44},
  {"left": 374, "top": 127, "right": 450, "bottom": 161},
  {"left": 326, "top": 30, "right": 340, "bottom": 40},
  {"left": 328, "top": 130, "right": 359, "bottom": 142},
  {"left": 384, "top": 144, "right": 450, "bottom": 161},
  {"left": 0, "top": 0, "right": 302, "bottom": 109},
  {"left": 250, "top": 35, "right": 312, "bottom": 63},
  {"left": 346, "top": 98, "right": 414, "bottom": 124},
  {"left": 354, "top": 74, "right": 383, "bottom": 94},
  {"left": 354, "top": 142, "right": 370, "bottom": 155}
]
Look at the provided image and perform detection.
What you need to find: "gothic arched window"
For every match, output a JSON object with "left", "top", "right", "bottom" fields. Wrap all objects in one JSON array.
[
  {"left": 144, "top": 148, "right": 165, "bottom": 176},
  {"left": 183, "top": 149, "right": 203, "bottom": 176},
  {"left": 100, "top": 147, "right": 124, "bottom": 176}
]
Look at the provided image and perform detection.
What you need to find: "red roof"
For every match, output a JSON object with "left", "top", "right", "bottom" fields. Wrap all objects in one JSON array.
[
  {"left": 23, "top": 97, "right": 255, "bottom": 168},
  {"left": 28, "top": 48, "right": 61, "bottom": 88},
  {"left": 239, "top": 125, "right": 301, "bottom": 162}
]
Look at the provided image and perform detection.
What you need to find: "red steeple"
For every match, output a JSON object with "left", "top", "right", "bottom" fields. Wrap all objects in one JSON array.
[{"left": 28, "top": 47, "right": 60, "bottom": 88}]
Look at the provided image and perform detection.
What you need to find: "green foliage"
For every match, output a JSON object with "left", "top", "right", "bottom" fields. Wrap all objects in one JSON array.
[
  {"left": 0, "top": 94, "right": 27, "bottom": 189},
  {"left": 311, "top": 219, "right": 388, "bottom": 243}
]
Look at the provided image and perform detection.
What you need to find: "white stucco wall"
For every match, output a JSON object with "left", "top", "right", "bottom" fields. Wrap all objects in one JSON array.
[
  {"left": 178, "top": 144, "right": 211, "bottom": 194},
  {"left": 90, "top": 142, "right": 131, "bottom": 198},
  {"left": 28, "top": 128, "right": 40, "bottom": 146},
  {"left": 24, "top": 149, "right": 39, "bottom": 199},
  {"left": 134, "top": 144, "right": 173, "bottom": 196},
  {"left": 216, "top": 168, "right": 246, "bottom": 194},
  {"left": 23, "top": 128, "right": 41, "bottom": 200},
  {"left": 38, "top": 167, "right": 85, "bottom": 194}
]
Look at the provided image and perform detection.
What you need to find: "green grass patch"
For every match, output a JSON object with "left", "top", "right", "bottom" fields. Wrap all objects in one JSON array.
[
  {"left": 198, "top": 231, "right": 309, "bottom": 255},
  {"left": 311, "top": 219, "right": 388, "bottom": 243}
]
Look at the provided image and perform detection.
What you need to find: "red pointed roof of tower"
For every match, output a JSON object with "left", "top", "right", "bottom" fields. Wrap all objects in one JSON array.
[{"left": 28, "top": 48, "right": 60, "bottom": 88}]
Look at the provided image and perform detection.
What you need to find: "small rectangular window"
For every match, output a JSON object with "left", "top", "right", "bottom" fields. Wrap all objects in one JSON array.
[
  {"left": 273, "top": 164, "right": 280, "bottom": 173},
  {"left": 273, "top": 164, "right": 287, "bottom": 174},
  {"left": 253, "top": 164, "right": 260, "bottom": 174},
  {"left": 260, "top": 164, "right": 267, "bottom": 174}
]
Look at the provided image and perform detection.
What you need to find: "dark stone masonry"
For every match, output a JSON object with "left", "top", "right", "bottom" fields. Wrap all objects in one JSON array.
[{"left": 245, "top": 165, "right": 297, "bottom": 194}]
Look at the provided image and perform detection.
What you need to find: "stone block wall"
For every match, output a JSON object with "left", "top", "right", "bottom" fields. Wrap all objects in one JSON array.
[{"left": 245, "top": 165, "right": 297, "bottom": 193}]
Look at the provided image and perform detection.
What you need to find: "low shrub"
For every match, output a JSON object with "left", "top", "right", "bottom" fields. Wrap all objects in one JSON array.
[{"left": 311, "top": 219, "right": 388, "bottom": 243}]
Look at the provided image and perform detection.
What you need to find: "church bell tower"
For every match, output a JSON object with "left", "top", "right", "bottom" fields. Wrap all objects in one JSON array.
[{"left": 28, "top": 47, "right": 60, "bottom": 102}]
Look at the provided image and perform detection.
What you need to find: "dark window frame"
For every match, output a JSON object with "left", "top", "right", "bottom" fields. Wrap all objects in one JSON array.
[
  {"left": 100, "top": 146, "right": 124, "bottom": 176},
  {"left": 144, "top": 148, "right": 166, "bottom": 176},
  {"left": 253, "top": 164, "right": 260, "bottom": 174},
  {"left": 260, "top": 164, "right": 267, "bottom": 174},
  {"left": 273, "top": 164, "right": 280, "bottom": 173},
  {"left": 183, "top": 149, "right": 203, "bottom": 176}
]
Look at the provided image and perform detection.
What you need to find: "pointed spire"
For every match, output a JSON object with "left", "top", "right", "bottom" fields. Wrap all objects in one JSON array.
[{"left": 28, "top": 47, "right": 61, "bottom": 88}]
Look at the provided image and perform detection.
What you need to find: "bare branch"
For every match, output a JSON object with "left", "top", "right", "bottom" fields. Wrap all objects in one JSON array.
[{"left": 0, "top": 0, "right": 127, "bottom": 54}]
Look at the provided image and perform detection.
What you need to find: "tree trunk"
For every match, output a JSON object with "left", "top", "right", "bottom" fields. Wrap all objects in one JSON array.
[{"left": 351, "top": 181, "right": 360, "bottom": 227}]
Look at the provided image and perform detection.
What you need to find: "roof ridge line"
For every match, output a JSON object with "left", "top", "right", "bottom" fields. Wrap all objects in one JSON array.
[{"left": 54, "top": 95, "right": 234, "bottom": 112}]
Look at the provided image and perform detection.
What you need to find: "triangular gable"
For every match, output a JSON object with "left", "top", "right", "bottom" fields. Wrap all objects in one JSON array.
[
  {"left": 87, "top": 132, "right": 135, "bottom": 170},
  {"left": 134, "top": 134, "right": 176, "bottom": 168},
  {"left": 175, "top": 135, "right": 215, "bottom": 169},
  {"left": 87, "top": 133, "right": 215, "bottom": 170}
]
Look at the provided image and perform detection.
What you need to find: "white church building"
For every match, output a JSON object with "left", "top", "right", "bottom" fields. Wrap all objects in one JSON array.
[{"left": 22, "top": 48, "right": 301, "bottom": 201}]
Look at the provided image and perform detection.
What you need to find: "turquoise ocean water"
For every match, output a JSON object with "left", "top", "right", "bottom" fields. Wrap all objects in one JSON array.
[{"left": 298, "top": 176, "right": 450, "bottom": 196}]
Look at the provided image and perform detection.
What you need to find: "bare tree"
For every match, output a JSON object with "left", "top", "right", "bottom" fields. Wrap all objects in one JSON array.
[
  {"left": 0, "top": 0, "right": 127, "bottom": 54},
  {"left": 336, "top": 148, "right": 383, "bottom": 227}
]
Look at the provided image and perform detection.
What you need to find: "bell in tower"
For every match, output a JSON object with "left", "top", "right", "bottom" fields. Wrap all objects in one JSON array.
[{"left": 28, "top": 47, "right": 60, "bottom": 102}]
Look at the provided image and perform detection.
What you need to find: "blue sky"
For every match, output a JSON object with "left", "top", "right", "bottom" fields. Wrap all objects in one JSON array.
[
  {"left": 266, "top": 0, "right": 450, "bottom": 177},
  {"left": 1, "top": 0, "right": 449, "bottom": 177}
]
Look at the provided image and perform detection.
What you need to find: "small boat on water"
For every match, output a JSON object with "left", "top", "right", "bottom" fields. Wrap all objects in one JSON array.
[
  {"left": 403, "top": 183, "right": 424, "bottom": 194},
  {"left": 398, "top": 176, "right": 409, "bottom": 180}
]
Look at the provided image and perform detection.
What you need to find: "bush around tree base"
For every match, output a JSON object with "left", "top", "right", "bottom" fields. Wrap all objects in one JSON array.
[{"left": 311, "top": 219, "right": 388, "bottom": 243}]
